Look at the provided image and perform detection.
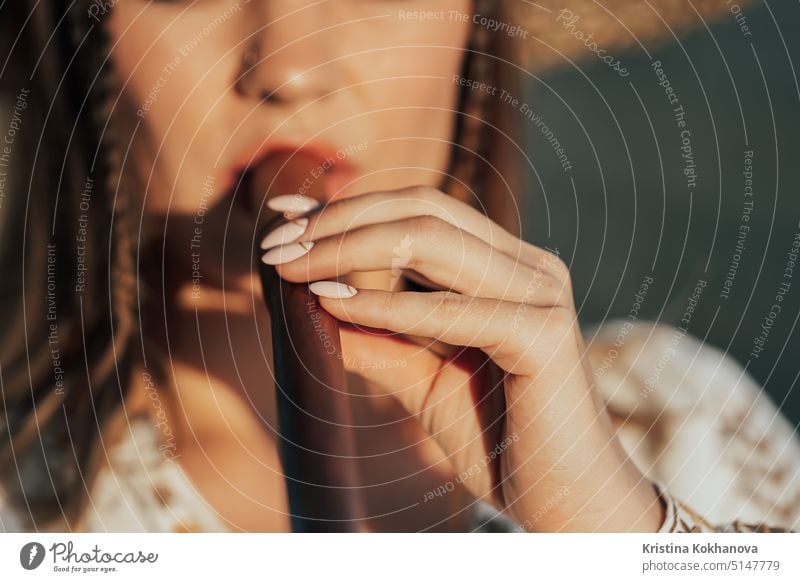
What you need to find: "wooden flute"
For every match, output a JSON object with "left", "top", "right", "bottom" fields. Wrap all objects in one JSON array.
[{"left": 256, "top": 213, "right": 365, "bottom": 532}]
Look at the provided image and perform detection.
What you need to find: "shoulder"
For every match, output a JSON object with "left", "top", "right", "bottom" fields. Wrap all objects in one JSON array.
[
  {"left": 80, "top": 414, "right": 229, "bottom": 532},
  {"left": 587, "top": 319, "right": 749, "bottom": 413},
  {"left": 586, "top": 319, "right": 800, "bottom": 531}
]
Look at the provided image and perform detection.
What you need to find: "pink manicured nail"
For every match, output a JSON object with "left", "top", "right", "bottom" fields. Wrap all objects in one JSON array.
[
  {"left": 267, "top": 194, "right": 321, "bottom": 215},
  {"left": 309, "top": 281, "right": 358, "bottom": 299},
  {"left": 260, "top": 218, "right": 308, "bottom": 250},
  {"left": 261, "top": 241, "right": 314, "bottom": 265}
]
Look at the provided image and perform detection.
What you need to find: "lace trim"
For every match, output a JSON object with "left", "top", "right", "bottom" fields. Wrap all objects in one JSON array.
[{"left": 653, "top": 481, "right": 790, "bottom": 533}]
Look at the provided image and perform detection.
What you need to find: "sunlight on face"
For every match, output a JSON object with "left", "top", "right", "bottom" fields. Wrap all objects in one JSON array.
[{"left": 109, "top": 0, "right": 473, "bottom": 219}]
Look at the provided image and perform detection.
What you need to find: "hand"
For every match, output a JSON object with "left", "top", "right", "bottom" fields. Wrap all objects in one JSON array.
[{"left": 261, "top": 186, "right": 663, "bottom": 532}]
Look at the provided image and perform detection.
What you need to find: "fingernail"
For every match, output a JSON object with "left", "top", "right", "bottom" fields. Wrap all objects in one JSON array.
[
  {"left": 309, "top": 281, "right": 358, "bottom": 299},
  {"left": 267, "top": 194, "right": 321, "bottom": 215},
  {"left": 261, "top": 241, "right": 314, "bottom": 265},
  {"left": 260, "top": 218, "right": 308, "bottom": 250}
]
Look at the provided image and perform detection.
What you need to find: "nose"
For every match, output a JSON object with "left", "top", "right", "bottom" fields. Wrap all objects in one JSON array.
[{"left": 236, "top": 1, "right": 339, "bottom": 104}]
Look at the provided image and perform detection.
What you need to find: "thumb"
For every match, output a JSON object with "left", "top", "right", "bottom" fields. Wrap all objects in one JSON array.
[
  {"left": 338, "top": 324, "right": 443, "bottom": 416},
  {"left": 339, "top": 324, "right": 506, "bottom": 500}
]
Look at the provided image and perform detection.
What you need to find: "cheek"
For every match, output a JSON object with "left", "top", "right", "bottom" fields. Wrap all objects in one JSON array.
[
  {"left": 350, "top": 15, "right": 471, "bottom": 182},
  {"left": 365, "top": 48, "right": 467, "bottom": 185},
  {"left": 108, "top": 4, "right": 240, "bottom": 212}
]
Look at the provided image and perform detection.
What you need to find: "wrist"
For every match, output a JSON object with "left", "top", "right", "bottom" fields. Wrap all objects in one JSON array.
[{"left": 504, "top": 441, "right": 664, "bottom": 532}]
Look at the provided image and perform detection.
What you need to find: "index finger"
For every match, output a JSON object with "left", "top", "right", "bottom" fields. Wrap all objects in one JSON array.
[{"left": 281, "top": 186, "right": 533, "bottom": 265}]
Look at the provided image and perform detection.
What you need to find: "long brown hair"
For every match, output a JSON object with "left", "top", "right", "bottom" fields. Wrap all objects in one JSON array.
[
  {"left": 0, "top": 1, "right": 135, "bottom": 529},
  {"left": 0, "top": 0, "right": 527, "bottom": 531},
  {"left": 0, "top": 0, "right": 736, "bottom": 531}
]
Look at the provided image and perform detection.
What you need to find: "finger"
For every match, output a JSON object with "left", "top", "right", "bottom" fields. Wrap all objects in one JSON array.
[
  {"left": 273, "top": 216, "right": 568, "bottom": 307},
  {"left": 315, "top": 287, "right": 577, "bottom": 378},
  {"left": 269, "top": 185, "right": 566, "bottom": 280},
  {"left": 338, "top": 325, "right": 444, "bottom": 412},
  {"left": 339, "top": 324, "right": 506, "bottom": 498}
]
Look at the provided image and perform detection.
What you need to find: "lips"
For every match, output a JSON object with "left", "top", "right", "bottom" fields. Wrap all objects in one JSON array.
[
  {"left": 230, "top": 143, "right": 357, "bottom": 228},
  {"left": 250, "top": 149, "right": 327, "bottom": 204}
]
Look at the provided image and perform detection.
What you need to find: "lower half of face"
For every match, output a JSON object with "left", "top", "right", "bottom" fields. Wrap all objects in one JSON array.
[{"left": 109, "top": 0, "right": 472, "bottom": 290}]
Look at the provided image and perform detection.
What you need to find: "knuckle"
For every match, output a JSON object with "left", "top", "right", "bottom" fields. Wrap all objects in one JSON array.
[
  {"left": 553, "top": 285, "right": 575, "bottom": 310},
  {"left": 432, "top": 290, "right": 469, "bottom": 319},
  {"left": 546, "top": 273, "right": 575, "bottom": 309},
  {"left": 413, "top": 213, "right": 444, "bottom": 234},
  {"left": 410, "top": 215, "right": 458, "bottom": 253},
  {"left": 411, "top": 214, "right": 459, "bottom": 255},
  {"left": 381, "top": 290, "right": 402, "bottom": 316},
  {"left": 521, "top": 268, "right": 554, "bottom": 297},
  {"left": 546, "top": 253, "right": 571, "bottom": 283},
  {"left": 541, "top": 253, "right": 574, "bottom": 304},
  {"left": 406, "top": 185, "right": 449, "bottom": 216},
  {"left": 519, "top": 269, "right": 574, "bottom": 310}
]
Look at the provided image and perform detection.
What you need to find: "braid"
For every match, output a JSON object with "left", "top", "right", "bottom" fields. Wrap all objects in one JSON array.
[
  {"left": 84, "top": 8, "right": 137, "bottom": 387},
  {"left": 47, "top": 2, "right": 138, "bottom": 526}
]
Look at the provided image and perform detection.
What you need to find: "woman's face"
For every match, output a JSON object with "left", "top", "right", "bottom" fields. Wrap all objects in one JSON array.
[{"left": 109, "top": 0, "right": 473, "bottom": 228}]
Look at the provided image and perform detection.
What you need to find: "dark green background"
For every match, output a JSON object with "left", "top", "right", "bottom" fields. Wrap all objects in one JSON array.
[{"left": 524, "top": 1, "right": 800, "bottom": 426}]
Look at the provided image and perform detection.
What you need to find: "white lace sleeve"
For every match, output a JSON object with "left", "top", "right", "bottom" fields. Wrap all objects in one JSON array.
[{"left": 654, "top": 481, "right": 793, "bottom": 533}]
